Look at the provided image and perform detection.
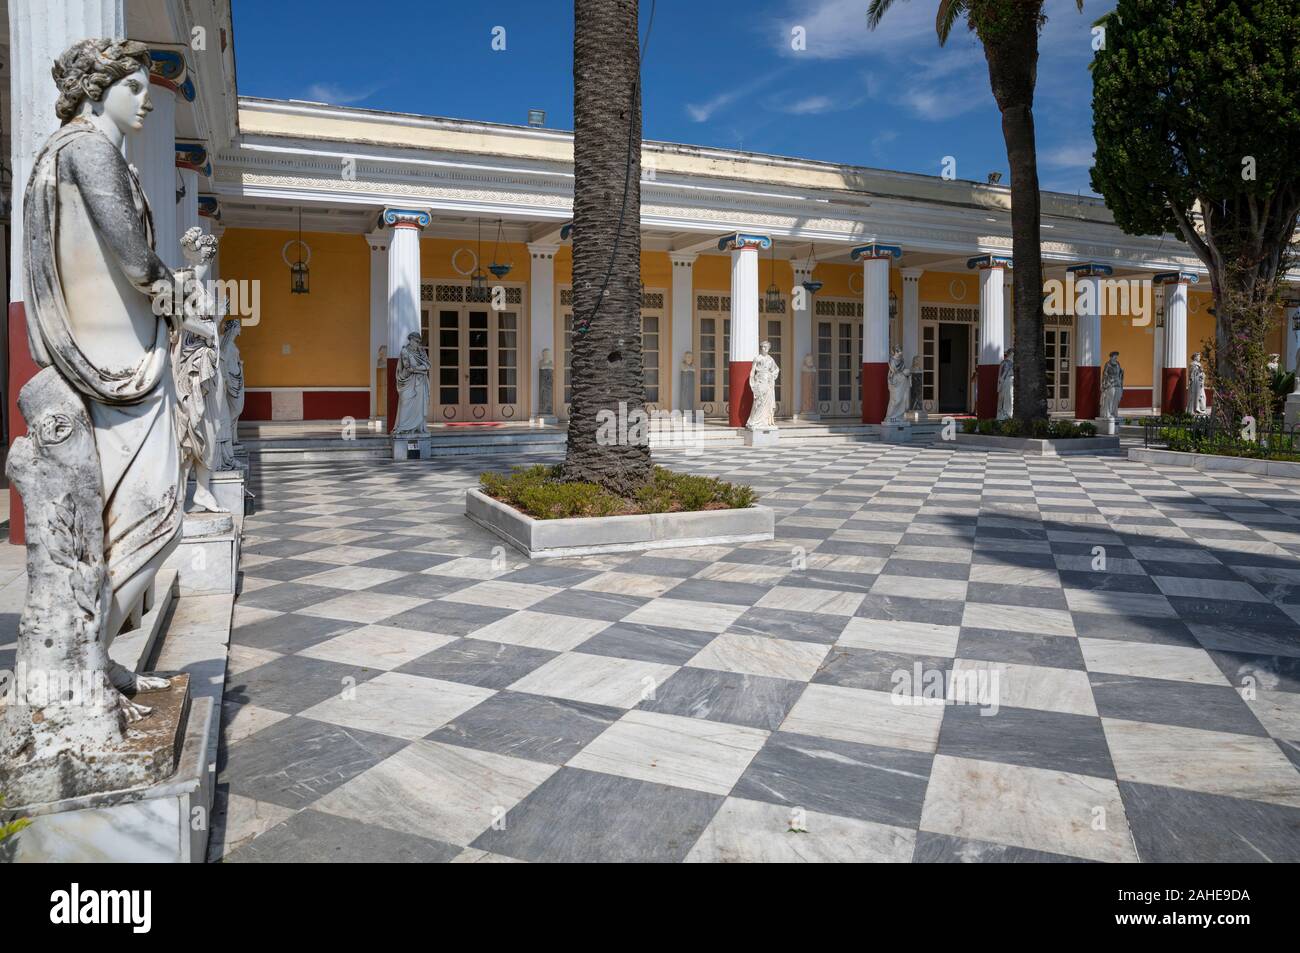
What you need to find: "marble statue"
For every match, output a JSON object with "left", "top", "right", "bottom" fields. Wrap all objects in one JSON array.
[
  {"left": 996, "top": 348, "right": 1014, "bottom": 420},
  {"left": 174, "top": 227, "right": 223, "bottom": 511},
  {"left": 884, "top": 345, "right": 909, "bottom": 422},
  {"left": 680, "top": 350, "right": 696, "bottom": 414},
  {"left": 220, "top": 316, "right": 245, "bottom": 467},
  {"left": 537, "top": 347, "right": 554, "bottom": 417},
  {"left": 1189, "top": 352, "right": 1208, "bottom": 416},
  {"left": 746, "top": 340, "right": 779, "bottom": 429},
  {"left": 908, "top": 355, "right": 924, "bottom": 414},
  {"left": 1, "top": 39, "right": 190, "bottom": 804},
  {"left": 1099, "top": 351, "right": 1124, "bottom": 419},
  {"left": 800, "top": 353, "right": 816, "bottom": 416},
  {"left": 393, "top": 331, "right": 431, "bottom": 434}
]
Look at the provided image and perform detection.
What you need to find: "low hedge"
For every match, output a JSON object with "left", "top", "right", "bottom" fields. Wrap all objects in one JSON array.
[
  {"left": 1160, "top": 429, "right": 1300, "bottom": 462},
  {"left": 480, "top": 464, "right": 758, "bottom": 520},
  {"left": 961, "top": 418, "right": 1099, "bottom": 439}
]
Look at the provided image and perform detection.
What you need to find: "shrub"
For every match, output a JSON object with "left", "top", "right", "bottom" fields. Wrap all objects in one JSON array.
[
  {"left": 0, "top": 795, "right": 30, "bottom": 844},
  {"left": 480, "top": 464, "right": 756, "bottom": 519},
  {"left": 962, "top": 418, "right": 1099, "bottom": 439}
]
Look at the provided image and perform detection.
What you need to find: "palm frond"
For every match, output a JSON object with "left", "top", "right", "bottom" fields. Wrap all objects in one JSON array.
[
  {"left": 936, "top": 0, "right": 971, "bottom": 46},
  {"left": 865, "top": 0, "right": 897, "bottom": 32}
]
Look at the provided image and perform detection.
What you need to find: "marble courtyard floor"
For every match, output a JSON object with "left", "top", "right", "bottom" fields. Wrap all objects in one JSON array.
[{"left": 209, "top": 442, "right": 1300, "bottom": 862}]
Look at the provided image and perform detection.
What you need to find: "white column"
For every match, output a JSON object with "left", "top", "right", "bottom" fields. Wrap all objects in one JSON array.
[
  {"left": 1153, "top": 285, "right": 1165, "bottom": 414},
  {"left": 176, "top": 168, "right": 199, "bottom": 243},
  {"left": 720, "top": 233, "right": 767, "bottom": 427},
  {"left": 790, "top": 258, "right": 816, "bottom": 415},
  {"left": 900, "top": 267, "right": 922, "bottom": 366},
  {"left": 366, "top": 230, "right": 391, "bottom": 419},
  {"left": 969, "top": 255, "right": 1010, "bottom": 419},
  {"left": 528, "top": 242, "right": 559, "bottom": 419},
  {"left": 1002, "top": 271, "right": 1014, "bottom": 349},
  {"left": 670, "top": 252, "right": 697, "bottom": 410},
  {"left": 381, "top": 208, "right": 430, "bottom": 426},
  {"left": 1159, "top": 272, "right": 1192, "bottom": 414},
  {"left": 851, "top": 244, "right": 900, "bottom": 424},
  {"left": 1069, "top": 263, "right": 1109, "bottom": 420},
  {"left": 8, "top": 0, "right": 126, "bottom": 300},
  {"left": 127, "top": 52, "right": 184, "bottom": 268}
]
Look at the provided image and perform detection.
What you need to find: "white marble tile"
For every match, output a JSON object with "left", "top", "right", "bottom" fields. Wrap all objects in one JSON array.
[
  {"left": 961, "top": 602, "right": 1076, "bottom": 637},
  {"left": 1103, "top": 719, "right": 1300, "bottom": 808},
  {"left": 780, "top": 683, "right": 945, "bottom": 752},
  {"left": 295, "top": 565, "right": 407, "bottom": 591},
  {"left": 220, "top": 701, "right": 289, "bottom": 745},
  {"left": 688, "top": 632, "right": 830, "bottom": 681},
  {"left": 950, "top": 658, "right": 1097, "bottom": 716},
  {"left": 692, "top": 561, "right": 791, "bottom": 585},
  {"left": 568, "top": 710, "right": 768, "bottom": 795},
  {"left": 306, "top": 544, "right": 393, "bottom": 566},
  {"left": 297, "top": 624, "right": 457, "bottom": 670},
  {"left": 1247, "top": 691, "right": 1300, "bottom": 740},
  {"left": 756, "top": 585, "right": 866, "bottom": 616},
  {"left": 574, "top": 571, "right": 686, "bottom": 598},
  {"left": 423, "top": 556, "right": 517, "bottom": 580},
  {"left": 451, "top": 847, "right": 526, "bottom": 863},
  {"left": 1078, "top": 637, "right": 1229, "bottom": 686},
  {"left": 212, "top": 794, "right": 295, "bottom": 859},
  {"left": 467, "top": 609, "right": 609, "bottom": 651},
  {"left": 967, "top": 564, "right": 1062, "bottom": 587},
  {"left": 919, "top": 754, "right": 1137, "bottom": 862},
  {"left": 300, "top": 672, "right": 494, "bottom": 740},
  {"left": 1063, "top": 589, "right": 1176, "bottom": 618},
  {"left": 685, "top": 796, "right": 916, "bottom": 863},
  {"left": 836, "top": 617, "right": 961, "bottom": 657},
  {"left": 314, "top": 740, "right": 556, "bottom": 846},
  {"left": 226, "top": 643, "right": 282, "bottom": 676},
  {"left": 297, "top": 591, "right": 428, "bottom": 624},
  {"left": 871, "top": 574, "right": 967, "bottom": 602},
  {"left": 805, "top": 553, "right": 888, "bottom": 574},
  {"left": 621, "top": 597, "right": 747, "bottom": 632},
  {"left": 508, "top": 652, "right": 679, "bottom": 708},
  {"left": 441, "top": 580, "right": 562, "bottom": 610}
]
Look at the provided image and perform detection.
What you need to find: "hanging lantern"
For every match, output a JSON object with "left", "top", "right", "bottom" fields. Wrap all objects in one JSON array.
[
  {"left": 283, "top": 207, "right": 310, "bottom": 295},
  {"left": 488, "top": 218, "right": 513, "bottom": 278},
  {"left": 801, "top": 243, "right": 822, "bottom": 295},
  {"left": 764, "top": 242, "right": 782, "bottom": 312}
]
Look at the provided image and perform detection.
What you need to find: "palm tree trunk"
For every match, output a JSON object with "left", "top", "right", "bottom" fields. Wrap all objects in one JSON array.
[
  {"left": 562, "top": 0, "right": 652, "bottom": 494},
  {"left": 979, "top": 9, "right": 1048, "bottom": 422}
]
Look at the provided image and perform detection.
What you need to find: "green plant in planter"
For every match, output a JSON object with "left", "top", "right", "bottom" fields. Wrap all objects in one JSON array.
[
  {"left": 0, "top": 795, "right": 31, "bottom": 843},
  {"left": 480, "top": 464, "right": 756, "bottom": 519}
]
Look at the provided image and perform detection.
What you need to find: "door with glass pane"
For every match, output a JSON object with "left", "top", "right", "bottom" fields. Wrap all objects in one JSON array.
[
  {"left": 557, "top": 287, "right": 665, "bottom": 418},
  {"left": 425, "top": 286, "right": 523, "bottom": 422},
  {"left": 694, "top": 294, "right": 730, "bottom": 419},
  {"left": 813, "top": 298, "right": 863, "bottom": 418},
  {"left": 760, "top": 304, "right": 791, "bottom": 418},
  {"left": 1044, "top": 325, "right": 1074, "bottom": 413}
]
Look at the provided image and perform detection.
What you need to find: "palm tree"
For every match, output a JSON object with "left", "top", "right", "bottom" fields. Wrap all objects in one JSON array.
[
  {"left": 868, "top": 0, "right": 1082, "bottom": 422},
  {"left": 562, "top": 0, "right": 652, "bottom": 493}
]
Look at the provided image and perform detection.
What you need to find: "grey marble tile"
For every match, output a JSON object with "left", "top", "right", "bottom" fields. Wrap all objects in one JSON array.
[
  {"left": 733, "top": 731, "right": 932, "bottom": 828},
  {"left": 664, "top": 577, "right": 771, "bottom": 606},
  {"left": 813, "top": 647, "right": 954, "bottom": 694},
  {"left": 881, "top": 558, "right": 971, "bottom": 581},
  {"left": 618, "top": 554, "right": 718, "bottom": 576},
  {"left": 225, "top": 654, "right": 380, "bottom": 715},
  {"left": 937, "top": 704, "right": 1114, "bottom": 779},
  {"left": 575, "top": 621, "right": 716, "bottom": 665},
  {"left": 529, "top": 588, "right": 647, "bottom": 622},
  {"left": 384, "top": 599, "right": 515, "bottom": 636},
  {"left": 1070, "top": 611, "right": 1199, "bottom": 648},
  {"left": 365, "top": 573, "right": 479, "bottom": 600},
  {"left": 1088, "top": 672, "right": 1269, "bottom": 736},
  {"left": 396, "top": 639, "right": 557, "bottom": 689},
  {"left": 358, "top": 550, "right": 456, "bottom": 573},
  {"left": 231, "top": 612, "right": 360, "bottom": 654},
  {"left": 966, "top": 582, "right": 1070, "bottom": 609},
  {"left": 495, "top": 564, "right": 602, "bottom": 587},
  {"left": 224, "top": 808, "right": 461, "bottom": 863},
  {"left": 237, "top": 581, "right": 349, "bottom": 612},
  {"left": 470, "top": 767, "right": 723, "bottom": 862},
  {"left": 1207, "top": 649, "right": 1300, "bottom": 694},
  {"left": 638, "top": 666, "right": 805, "bottom": 731},
  {"left": 780, "top": 568, "right": 879, "bottom": 594},
  {"left": 429, "top": 690, "right": 621, "bottom": 764},
  {"left": 1189, "top": 621, "right": 1300, "bottom": 660},
  {"left": 726, "top": 607, "right": 846, "bottom": 644},
  {"left": 219, "top": 716, "right": 407, "bottom": 809},
  {"left": 1120, "top": 781, "right": 1300, "bottom": 862},
  {"left": 855, "top": 593, "right": 965, "bottom": 627},
  {"left": 956, "top": 628, "right": 1086, "bottom": 670},
  {"left": 912, "top": 831, "right": 1092, "bottom": 863}
]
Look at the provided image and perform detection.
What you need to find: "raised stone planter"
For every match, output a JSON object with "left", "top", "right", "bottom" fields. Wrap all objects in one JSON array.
[
  {"left": 465, "top": 488, "right": 774, "bottom": 558},
  {"left": 955, "top": 433, "right": 1121, "bottom": 456},
  {"left": 1129, "top": 447, "right": 1300, "bottom": 477}
]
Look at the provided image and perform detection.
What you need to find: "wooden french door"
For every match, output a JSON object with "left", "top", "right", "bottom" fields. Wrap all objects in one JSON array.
[
  {"left": 1044, "top": 322, "right": 1074, "bottom": 413},
  {"left": 557, "top": 286, "right": 666, "bottom": 419},
  {"left": 813, "top": 297, "right": 863, "bottom": 418},
  {"left": 424, "top": 284, "right": 523, "bottom": 422}
]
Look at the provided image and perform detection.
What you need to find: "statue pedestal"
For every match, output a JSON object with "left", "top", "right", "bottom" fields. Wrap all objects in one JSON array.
[
  {"left": 1285, "top": 393, "right": 1300, "bottom": 430},
  {"left": 162, "top": 512, "right": 239, "bottom": 595},
  {"left": 744, "top": 426, "right": 780, "bottom": 447},
  {"left": 2, "top": 677, "right": 215, "bottom": 863},
  {"left": 392, "top": 434, "right": 432, "bottom": 460},
  {"left": 1094, "top": 417, "right": 1119, "bottom": 436},
  {"left": 880, "top": 421, "right": 912, "bottom": 443},
  {"left": 187, "top": 469, "right": 249, "bottom": 530},
  {"left": 531, "top": 416, "right": 558, "bottom": 428}
]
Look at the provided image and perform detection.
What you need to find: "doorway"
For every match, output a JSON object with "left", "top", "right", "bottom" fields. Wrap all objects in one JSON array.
[
  {"left": 423, "top": 288, "right": 523, "bottom": 423},
  {"left": 938, "top": 323, "right": 970, "bottom": 414}
]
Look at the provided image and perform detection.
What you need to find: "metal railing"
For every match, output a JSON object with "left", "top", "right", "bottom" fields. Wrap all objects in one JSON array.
[{"left": 1142, "top": 415, "right": 1300, "bottom": 460}]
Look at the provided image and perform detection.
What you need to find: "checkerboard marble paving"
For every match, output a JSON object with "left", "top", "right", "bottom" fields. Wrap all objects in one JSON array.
[{"left": 209, "top": 444, "right": 1300, "bottom": 863}]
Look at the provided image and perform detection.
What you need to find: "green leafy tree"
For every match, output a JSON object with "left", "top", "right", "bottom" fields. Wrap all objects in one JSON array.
[
  {"left": 868, "top": 0, "right": 1083, "bottom": 422},
  {"left": 1091, "top": 0, "right": 1300, "bottom": 427},
  {"left": 563, "top": 0, "right": 653, "bottom": 493}
]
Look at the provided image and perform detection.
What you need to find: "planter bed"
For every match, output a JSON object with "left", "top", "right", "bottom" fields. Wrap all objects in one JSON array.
[
  {"left": 955, "top": 433, "right": 1121, "bottom": 456},
  {"left": 466, "top": 488, "right": 774, "bottom": 558},
  {"left": 1128, "top": 447, "right": 1300, "bottom": 478}
]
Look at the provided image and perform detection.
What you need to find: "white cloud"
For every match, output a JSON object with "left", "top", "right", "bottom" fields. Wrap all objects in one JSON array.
[
  {"left": 303, "top": 82, "right": 382, "bottom": 105},
  {"left": 1041, "top": 143, "right": 1096, "bottom": 169},
  {"left": 782, "top": 95, "right": 836, "bottom": 115},
  {"left": 773, "top": 0, "right": 940, "bottom": 60},
  {"left": 684, "top": 68, "right": 791, "bottom": 123}
]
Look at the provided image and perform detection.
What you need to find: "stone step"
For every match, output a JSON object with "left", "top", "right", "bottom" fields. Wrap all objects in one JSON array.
[{"left": 107, "top": 566, "right": 179, "bottom": 675}]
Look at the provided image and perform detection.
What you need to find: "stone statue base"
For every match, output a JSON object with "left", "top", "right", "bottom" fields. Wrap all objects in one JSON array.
[
  {"left": 531, "top": 416, "right": 558, "bottom": 428},
  {"left": 1094, "top": 417, "right": 1119, "bottom": 436},
  {"left": 880, "top": 422, "right": 912, "bottom": 443},
  {"left": 187, "top": 469, "right": 249, "bottom": 530},
  {"left": 1285, "top": 393, "right": 1300, "bottom": 430},
  {"left": 162, "top": 512, "right": 239, "bottom": 595},
  {"left": 393, "top": 434, "right": 432, "bottom": 460},
  {"left": 2, "top": 679, "right": 215, "bottom": 863},
  {"left": 906, "top": 409, "right": 928, "bottom": 423},
  {"left": 744, "top": 426, "right": 780, "bottom": 448}
]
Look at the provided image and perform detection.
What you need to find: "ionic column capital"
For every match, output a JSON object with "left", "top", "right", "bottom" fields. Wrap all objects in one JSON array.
[
  {"left": 528, "top": 242, "right": 560, "bottom": 260},
  {"left": 175, "top": 140, "right": 210, "bottom": 177},
  {"left": 1066, "top": 262, "right": 1114, "bottom": 279},
  {"left": 147, "top": 47, "right": 195, "bottom": 102},
  {"left": 380, "top": 207, "right": 432, "bottom": 231},
  {"left": 967, "top": 253, "right": 1013, "bottom": 271},
  {"left": 1152, "top": 270, "right": 1199, "bottom": 286},
  {"left": 718, "top": 232, "right": 771, "bottom": 253},
  {"left": 851, "top": 243, "right": 902, "bottom": 262}
]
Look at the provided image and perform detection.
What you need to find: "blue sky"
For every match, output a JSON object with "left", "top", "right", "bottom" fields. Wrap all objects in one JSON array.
[{"left": 231, "top": 0, "right": 1113, "bottom": 195}]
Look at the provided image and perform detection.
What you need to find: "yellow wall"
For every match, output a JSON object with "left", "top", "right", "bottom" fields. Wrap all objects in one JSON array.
[
  {"left": 221, "top": 227, "right": 370, "bottom": 388},
  {"left": 419, "top": 237, "right": 532, "bottom": 285}
]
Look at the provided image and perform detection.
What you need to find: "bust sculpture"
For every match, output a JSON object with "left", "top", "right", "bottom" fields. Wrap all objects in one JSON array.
[
  {"left": 997, "top": 348, "right": 1015, "bottom": 420},
  {"left": 1189, "top": 352, "right": 1208, "bottom": 416},
  {"left": 2, "top": 39, "right": 192, "bottom": 803},
  {"left": 746, "top": 340, "right": 779, "bottom": 429},
  {"left": 884, "top": 345, "right": 909, "bottom": 423},
  {"left": 393, "top": 331, "right": 431, "bottom": 434},
  {"left": 1099, "top": 351, "right": 1124, "bottom": 419}
]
